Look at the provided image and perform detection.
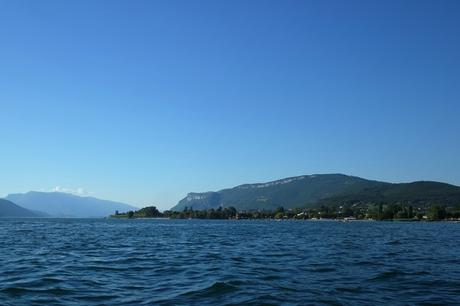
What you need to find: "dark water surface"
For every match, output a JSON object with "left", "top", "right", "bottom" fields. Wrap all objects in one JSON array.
[{"left": 0, "top": 219, "right": 459, "bottom": 305}]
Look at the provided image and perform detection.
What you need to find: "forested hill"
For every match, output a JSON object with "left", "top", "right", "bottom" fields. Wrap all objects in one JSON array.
[{"left": 171, "top": 174, "right": 460, "bottom": 211}]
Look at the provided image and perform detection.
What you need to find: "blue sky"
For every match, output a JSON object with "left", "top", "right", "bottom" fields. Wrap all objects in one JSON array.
[{"left": 1, "top": 0, "right": 459, "bottom": 210}]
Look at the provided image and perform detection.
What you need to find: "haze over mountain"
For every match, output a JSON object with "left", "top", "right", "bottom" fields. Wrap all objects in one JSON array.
[
  {"left": 171, "top": 174, "right": 460, "bottom": 211},
  {"left": 0, "top": 199, "right": 40, "bottom": 218},
  {"left": 5, "top": 192, "right": 138, "bottom": 218}
]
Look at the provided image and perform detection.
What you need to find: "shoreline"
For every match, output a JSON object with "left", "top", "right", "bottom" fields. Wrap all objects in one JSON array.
[{"left": 107, "top": 217, "right": 460, "bottom": 222}]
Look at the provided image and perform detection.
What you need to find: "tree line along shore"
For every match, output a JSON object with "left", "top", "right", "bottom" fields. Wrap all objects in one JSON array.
[{"left": 110, "top": 203, "right": 460, "bottom": 221}]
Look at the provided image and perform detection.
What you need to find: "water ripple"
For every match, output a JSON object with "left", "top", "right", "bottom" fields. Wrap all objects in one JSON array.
[{"left": 0, "top": 219, "right": 459, "bottom": 305}]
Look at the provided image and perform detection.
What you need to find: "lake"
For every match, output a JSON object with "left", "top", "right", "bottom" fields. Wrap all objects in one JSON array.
[{"left": 0, "top": 219, "right": 459, "bottom": 305}]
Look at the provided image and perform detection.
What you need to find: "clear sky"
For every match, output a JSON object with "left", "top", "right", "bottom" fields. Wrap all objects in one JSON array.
[{"left": 1, "top": 0, "right": 459, "bottom": 210}]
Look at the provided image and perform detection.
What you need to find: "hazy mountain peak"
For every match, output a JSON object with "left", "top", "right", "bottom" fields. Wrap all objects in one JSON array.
[
  {"left": 0, "top": 199, "right": 40, "bottom": 218},
  {"left": 5, "top": 191, "right": 138, "bottom": 218}
]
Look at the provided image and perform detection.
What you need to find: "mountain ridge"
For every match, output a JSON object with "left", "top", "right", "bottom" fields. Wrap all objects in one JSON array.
[
  {"left": 5, "top": 191, "right": 138, "bottom": 218},
  {"left": 171, "top": 174, "right": 460, "bottom": 211},
  {"left": 0, "top": 199, "right": 41, "bottom": 218}
]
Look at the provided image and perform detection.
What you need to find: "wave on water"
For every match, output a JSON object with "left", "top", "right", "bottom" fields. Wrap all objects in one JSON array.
[{"left": 0, "top": 219, "right": 459, "bottom": 305}]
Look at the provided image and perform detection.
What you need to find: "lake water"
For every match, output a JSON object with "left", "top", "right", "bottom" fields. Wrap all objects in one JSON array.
[{"left": 0, "top": 219, "right": 459, "bottom": 305}]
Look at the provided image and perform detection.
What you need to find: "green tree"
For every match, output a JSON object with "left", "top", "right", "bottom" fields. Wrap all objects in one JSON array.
[
  {"left": 141, "top": 206, "right": 161, "bottom": 217},
  {"left": 275, "top": 206, "right": 285, "bottom": 214},
  {"left": 427, "top": 205, "right": 446, "bottom": 221}
]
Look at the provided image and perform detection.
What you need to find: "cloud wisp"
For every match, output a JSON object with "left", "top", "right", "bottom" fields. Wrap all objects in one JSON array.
[{"left": 51, "top": 186, "right": 93, "bottom": 196}]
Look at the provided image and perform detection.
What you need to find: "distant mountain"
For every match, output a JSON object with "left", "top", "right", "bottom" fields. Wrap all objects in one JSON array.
[
  {"left": 171, "top": 174, "right": 460, "bottom": 211},
  {"left": 0, "top": 199, "right": 40, "bottom": 218},
  {"left": 5, "top": 192, "right": 138, "bottom": 218}
]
